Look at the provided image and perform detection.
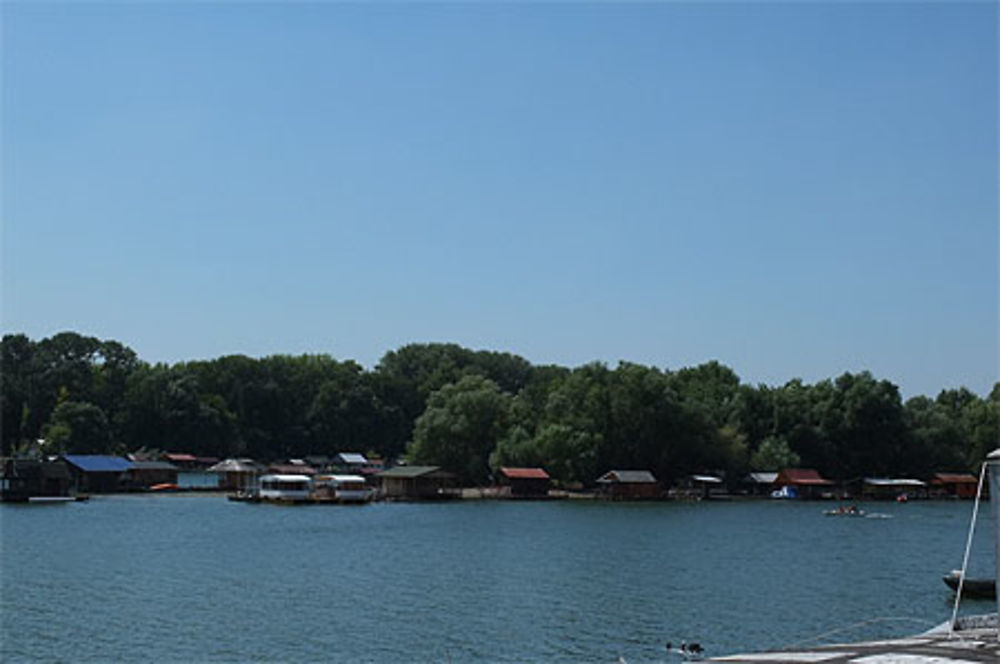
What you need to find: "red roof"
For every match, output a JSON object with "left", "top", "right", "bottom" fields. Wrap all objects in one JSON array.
[
  {"left": 932, "top": 473, "right": 978, "bottom": 484},
  {"left": 164, "top": 453, "right": 197, "bottom": 462},
  {"left": 500, "top": 467, "right": 550, "bottom": 480},
  {"left": 776, "top": 468, "right": 833, "bottom": 486}
]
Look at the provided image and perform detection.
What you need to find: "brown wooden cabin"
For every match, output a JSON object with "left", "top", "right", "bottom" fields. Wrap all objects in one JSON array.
[
  {"left": 0, "top": 458, "right": 72, "bottom": 501},
  {"left": 773, "top": 468, "right": 834, "bottom": 499},
  {"left": 377, "top": 465, "right": 458, "bottom": 500},
  {"left": 931, "top": 473, "right": 982, "bottom": 499},
  {"left": 497, "top": 467, "right": 551, "bottom": 498},
  {"left": 126, "top": 461, "right": 179, "bottom": 489},
  {"left": 596, "top": 470, "right": 662, "bottom": 500}
]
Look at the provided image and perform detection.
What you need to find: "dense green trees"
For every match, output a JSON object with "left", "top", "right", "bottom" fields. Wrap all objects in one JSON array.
[
  {"left": 409, "top": 375, "right": 512, "bottom": 485},
  {"left": 2, "top": 331, "right": 997, "bottom": 488}
]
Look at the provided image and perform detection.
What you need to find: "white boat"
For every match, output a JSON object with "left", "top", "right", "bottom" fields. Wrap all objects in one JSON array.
[
  {"left": 314, "top": 474, "right": 373, "bottom": 503},
  {"left": 256, "top": 474, "right": 313, "bottom": 502}
]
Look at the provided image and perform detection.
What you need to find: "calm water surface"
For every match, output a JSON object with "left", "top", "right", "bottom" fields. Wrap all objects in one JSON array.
[{"left": 1, "top": 497, "right": 995, "bottom": 663}]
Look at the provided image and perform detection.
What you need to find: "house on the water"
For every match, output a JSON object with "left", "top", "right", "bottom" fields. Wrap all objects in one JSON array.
[
  {"left": 742, "top": 472, "right": 778, "bottom": 496},
  {"left": 772, "top": 468, "right": 834, "bottom": 499},
  {"left": 0, "top": 458, "right": 72, "bottom": 501},
  {"left": 126, "top": 460, "right": 179, "bottom": 489},
  {"left": 685, "top": 474, "right": 726, "bottom": 500},
  {"left": 63, "top": 455, "right": 133, "bottom": 493},
  {"left": 377, "top": 465, "right": 458, "bottom": 500},
  {"left": 207, "top": 458, "right": 263, "bottom": 491},
  {"left": 858, "top": 477, "right": 927, "bottom": 500},
  {"left": 497, "top": 467, "right": 551, "bottom": 498},
  {"left": 931, "top": 472, "right": 982, "bottom": 499},
  {"left": 595, "top": 470, "right": 661, "bottom": 500}
]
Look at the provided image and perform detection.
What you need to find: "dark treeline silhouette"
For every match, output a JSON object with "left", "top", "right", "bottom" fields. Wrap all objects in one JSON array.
[{"left": 2, "top": 331, "right": 997, "bottom": 486}]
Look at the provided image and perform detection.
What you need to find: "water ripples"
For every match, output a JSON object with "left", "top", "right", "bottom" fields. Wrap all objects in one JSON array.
[{"left": 2, "top": 497, "right": 994, "bottom": 662}]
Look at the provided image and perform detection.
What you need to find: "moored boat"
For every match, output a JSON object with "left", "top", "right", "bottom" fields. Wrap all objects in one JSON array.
[
  {"left": 943, "top": 570, "right": 997, "bottom": 600},
  {"left": 256, "top": 474, "right": 313, "bottom": 503},
  {"left": 313, "top": 474, "right": 374, "bottom": 504}
]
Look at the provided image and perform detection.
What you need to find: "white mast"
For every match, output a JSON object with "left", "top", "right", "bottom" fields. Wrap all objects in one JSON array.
[{"left": 988, "top": 448, "right": 1000, "bottom": 634}]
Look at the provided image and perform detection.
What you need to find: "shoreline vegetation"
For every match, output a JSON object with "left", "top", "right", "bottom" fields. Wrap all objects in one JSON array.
[{"left": 2, "top": 331, "right": 997, "bottom": 491}]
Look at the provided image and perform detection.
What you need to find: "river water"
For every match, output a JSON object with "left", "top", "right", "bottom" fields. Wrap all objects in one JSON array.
[{"left": 1, "top": 497, "right": 995, "bottom": 663}]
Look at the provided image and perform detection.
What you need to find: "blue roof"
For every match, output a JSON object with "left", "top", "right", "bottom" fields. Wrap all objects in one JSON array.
[{"left": 63, "top": 455, "right": 133, "bottom": 472}]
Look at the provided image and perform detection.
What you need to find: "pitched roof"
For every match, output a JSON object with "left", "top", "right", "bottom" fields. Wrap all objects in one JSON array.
[
  {"left": 63, "top": 455, "right": 133, "bottom": 473},
  {"left": 776, "top": 468, "right": 833, "bottom": 486},
  {"left": 163, "top": 453, "right": 197, "bottom": 462},
  {"left": 336, "top": 453, "right": 368, "bottom": 465},
  {"left": 207, "top": 458, "right": 262, "bottom": 473},
  {"left": 499, "top": 467, "right": 550, "bottom": 480},
  {"left": 745, "top": 472, "right": 778, "bottom": 484},
  {"left": 932, "top": 473, "right": 978, "bottom": 484},
  {"left": 377, "top": 465, "right": 449, "bottom": 479},
  {"left": 596, "top": 470, "right": 658, "bottom": 484}
]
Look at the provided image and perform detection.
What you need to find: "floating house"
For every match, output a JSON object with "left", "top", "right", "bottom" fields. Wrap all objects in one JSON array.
[
  {"left": 859, "top": 477, "right": 927, "bottom": 500},
  {"left": 257, "top": 474, "right": 313, "bottom": 501},
  {"left": 689, "top": 474, "right": 726, "bottom": 499},
  {"left": 377, "top": 465, "right": 458, "bottom": 500},
  {"left": 63, "top": 455, "right": 133, "bottom": 493},
  {"left": 313, "top": 474, "right": 374, "bottom": 503},
  {"left": 931, "top": 472, "right": 981, "bottom": 499},
  {"left": 596, "top": 470, "right": 661, "bottom": 500},
  {"left": 0, "top": 458, "right": 72, "bottom": 501},
  {"left": 497, "top": 467, "right": 551, "bottom": 498},
  {"left": 126, "top": 461, "right": 179, "bottom": 489},
  {"left": 207, "top": 458, "right": 263, "bottom": 491},
  {"left": 772, "top": 468, "right": 834, "bottom": 499},
  {"left": 742, "top": 472, "right": 779, "bottom": 496}
]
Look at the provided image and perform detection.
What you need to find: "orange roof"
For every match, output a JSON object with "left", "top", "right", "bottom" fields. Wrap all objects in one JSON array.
[{"left": 500, "top": 467, "right": 550, "bottom": 480}]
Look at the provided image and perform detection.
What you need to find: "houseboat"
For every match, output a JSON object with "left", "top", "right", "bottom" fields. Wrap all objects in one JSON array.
[
  {"left": 313, "top": 474, "right": 374, "bottom": 504},
  {"left": 256, "top": 474, "right": 313, "bottom": 502}
]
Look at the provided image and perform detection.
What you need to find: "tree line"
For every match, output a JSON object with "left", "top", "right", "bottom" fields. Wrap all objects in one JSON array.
[{"left": 2, "top": 331, "right": 997, "bottom": 487}]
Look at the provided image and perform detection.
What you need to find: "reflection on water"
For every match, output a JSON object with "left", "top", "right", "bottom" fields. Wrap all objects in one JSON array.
[{"left": 1, "top": 497, "right": 994, "bottom": 663}]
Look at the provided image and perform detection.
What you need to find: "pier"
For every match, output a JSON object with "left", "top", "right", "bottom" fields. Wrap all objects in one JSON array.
[{"left": 710, "top": 617, "right": 998, "bottom": 663}]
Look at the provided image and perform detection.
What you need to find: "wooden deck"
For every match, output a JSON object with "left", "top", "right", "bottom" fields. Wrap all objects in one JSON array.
[{"left": 710, "top": 617, "right": 998, "bottom": 663}]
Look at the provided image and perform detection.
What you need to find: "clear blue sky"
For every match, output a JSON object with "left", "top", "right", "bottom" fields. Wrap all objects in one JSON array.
[{"left": 2, "top": 2, "right": 996, "bottom": 399}]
